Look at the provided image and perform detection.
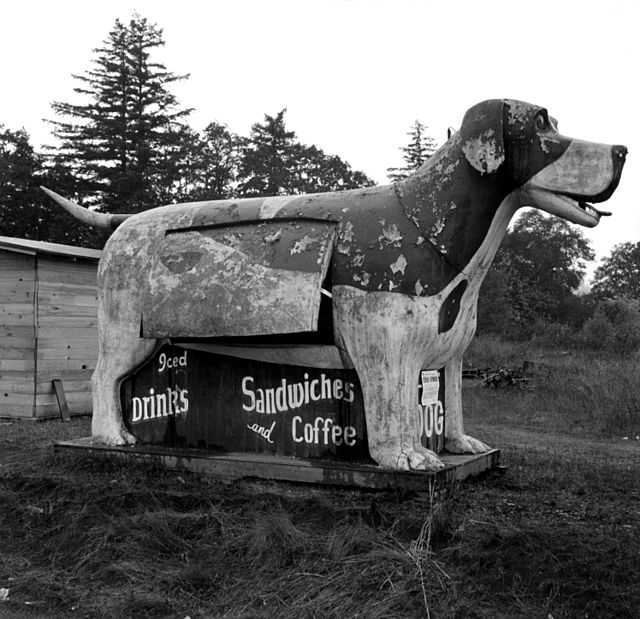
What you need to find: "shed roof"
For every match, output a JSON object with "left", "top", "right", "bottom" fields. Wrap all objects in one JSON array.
[{"left": 0, "top": 236, "right": 102, "bottom": 261}]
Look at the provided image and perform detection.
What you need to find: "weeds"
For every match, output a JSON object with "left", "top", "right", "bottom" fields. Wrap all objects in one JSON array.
[
  {"left": 464, "top": 335, "right": 640, "bottom": 437},
  {"left": 402, "top": 480, "right": 450, "bottom": 618},
  {"left": 0, "top": 342, "right": 639, "bottom": 618},
  {"left": 3, "top": 440, "right": 635, "bottom": 618},
  {"left": 0, "top": 452, "right": 461, "bottom": 618}
]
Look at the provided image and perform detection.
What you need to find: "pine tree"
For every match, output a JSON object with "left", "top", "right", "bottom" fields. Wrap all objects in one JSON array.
[
  {"left": 0, "top": 126, "right": 43, "bottom": 238},
  {"left": 387, "top": 120, "right": 438, "bottom": 183},
  {"left": 289, "top": 143, "right": 374, "bottom": 193},
  {"left": 196, "top": 122, "right": 244, "bottom": 200},
  {"left": 150, "top": 125, "right": 204, "bottom": 205},
  {"left": 150, "top": 122, "right": 244, "bottom": 204},
  {"left": 238, "top": 109, "right": 374, "bottom": 197},
  {"left": 0, "top": 126, "right": 101, "bottom": 246},
  {"left": 238, "top": 110, "right": 296, "bottom": 197},
  {"left": 48, "top": 14, "right": 192, "bottom": 213}
]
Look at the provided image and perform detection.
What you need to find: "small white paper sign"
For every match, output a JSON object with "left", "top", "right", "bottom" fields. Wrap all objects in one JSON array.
[{"left": 420, "top": 370, "right": 440, "bottom": 406}]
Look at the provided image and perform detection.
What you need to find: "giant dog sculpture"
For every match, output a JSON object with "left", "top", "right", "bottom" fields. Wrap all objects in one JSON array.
[{"left": 43, "top": 99, "right": 626, "bottom": 470}]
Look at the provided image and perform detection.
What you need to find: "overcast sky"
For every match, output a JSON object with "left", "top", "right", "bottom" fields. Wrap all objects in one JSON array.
[{"left": 2, "top": 0, "right": 637, "bottom": 271}]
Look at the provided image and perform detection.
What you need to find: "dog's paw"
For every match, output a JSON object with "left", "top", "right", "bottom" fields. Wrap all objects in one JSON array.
[
  {"left": 404, "top": 447, "right": 446, "bottom": 471},
  {"left": 118, "top": 429, "right": 137, "bottom": 446},
  {"left": 445, "top": 434, "right": 490, "bottom": 454},
  {"left": 374, "top": 447, "right": 445, "bottom": 471},
  {"left": 91, "top": 425, "right": 137, "bottom": 447}
]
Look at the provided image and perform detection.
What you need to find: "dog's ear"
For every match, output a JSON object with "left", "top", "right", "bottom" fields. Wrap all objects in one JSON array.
[{"left": 459, "top": 100, "right": 505, "bottom": 174}]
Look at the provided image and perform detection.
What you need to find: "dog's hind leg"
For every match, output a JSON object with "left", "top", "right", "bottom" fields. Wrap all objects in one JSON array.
[
  {"left": 91, "top": 323, "right": 157, "bottom": 446},
  {"left": 334, "top": 287, "right": 444, "bottom": 471},
  {"left": 443, "top": 357, "right": 490, "bottom": 454}
]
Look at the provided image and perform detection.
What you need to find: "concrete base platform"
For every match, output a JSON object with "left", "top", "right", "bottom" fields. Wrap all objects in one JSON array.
[{"left": 54, "top": 438, "right": 500, "bottom": 490}]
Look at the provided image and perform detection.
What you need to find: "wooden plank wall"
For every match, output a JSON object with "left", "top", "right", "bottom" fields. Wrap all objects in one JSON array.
[
  {"left": 0, "top": 251, "right": 37, "bottom": 418},
  {"left": 34, "top": 254, "right": 99, "bottom": 418}
]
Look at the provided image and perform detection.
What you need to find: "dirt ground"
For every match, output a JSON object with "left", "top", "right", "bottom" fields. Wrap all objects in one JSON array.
[
  {"left": 2, "top": 415, "right": 637, "bottom": 463},
  {"left": 0, "top": 416, "right": 638, "bottom": 618},
  {"left": 2, "top": 415, "right": 638, "bottom": 476},
  {"left": 0, "top": 416, "right": 92, "bottom": 471}
]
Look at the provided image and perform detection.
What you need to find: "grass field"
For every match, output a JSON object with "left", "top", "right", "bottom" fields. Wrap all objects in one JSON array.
[
  {"left": 464, "top": 335, "right": 640, "bottom": 438},
  {"left": 0, "top": 337, "right": 639, "bottom": 618}
]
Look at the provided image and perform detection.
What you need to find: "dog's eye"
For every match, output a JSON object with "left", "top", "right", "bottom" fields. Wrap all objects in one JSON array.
[{"left": 534, "top": 113, "right": 549, "bottom": 131}]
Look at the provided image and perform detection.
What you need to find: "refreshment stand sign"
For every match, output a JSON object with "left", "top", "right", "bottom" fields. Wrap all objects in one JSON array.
[{"left": 121, "top": 344, "right": 445, "bottom": 462}]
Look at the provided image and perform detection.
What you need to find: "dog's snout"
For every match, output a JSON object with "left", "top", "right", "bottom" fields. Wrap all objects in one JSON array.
[{"left": 613, "top": 144, "right": 628, "bottom": 160}]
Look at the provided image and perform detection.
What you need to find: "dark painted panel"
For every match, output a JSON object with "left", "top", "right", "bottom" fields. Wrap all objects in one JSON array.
[
  {"left": 141, "top": 220, "right": 336, "bottom": 338},
  {"left": 166, "top": 217, "right": 337, "bottom": 273},
  {"left": 121, "top": 344, "right": 446, "bottom": 460},
  {"left": 438, "top": 280, "right": 468, "bottom": 333}
]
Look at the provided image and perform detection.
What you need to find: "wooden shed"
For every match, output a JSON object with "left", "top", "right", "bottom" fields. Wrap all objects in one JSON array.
[{"left": 0, "top": 236, "right": 101, "bottom": 419}]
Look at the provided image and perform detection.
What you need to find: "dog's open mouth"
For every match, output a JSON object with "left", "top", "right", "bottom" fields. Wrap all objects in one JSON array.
[
  {"left": 575, "top": 199, "right": 611, "bottom": 219},
  {"left": 555, "top": 192, "right": 611, "bottom": 225},
  {"left": 521, "top": 185, "right": 611, "bottom": 228}
]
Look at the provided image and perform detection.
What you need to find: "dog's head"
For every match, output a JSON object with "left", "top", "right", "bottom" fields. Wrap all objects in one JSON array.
[{"left": 458, "top": 99, "right": 627, "bottom": 227}]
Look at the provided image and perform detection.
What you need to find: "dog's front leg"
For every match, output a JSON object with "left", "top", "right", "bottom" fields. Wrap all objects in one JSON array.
[
  {"left": 334, "top": 287, "right": 444, "bottom": 471},
  {"left": 356, "top": 363, "right": 445, "bottom": 471},
  {"left": 444, "top": 357, "right": 490, "bottom": 454}
]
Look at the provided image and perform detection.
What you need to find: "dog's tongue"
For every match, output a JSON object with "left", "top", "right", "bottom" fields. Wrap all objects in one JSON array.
[
  {"left": 581, "top": 202, "right": 611, "bottom": 217},
  {"left": 593, "top": 206, "right": 612, "bottom": 217}
]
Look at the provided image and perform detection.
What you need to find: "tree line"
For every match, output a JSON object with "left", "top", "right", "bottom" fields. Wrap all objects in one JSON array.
[
  {"left": 0, "top": 15, "right": 375, "bottom": 248},
  {"left": 1, "top": 13, "right": 638, "bottom": 348},
  {"left": 477, "top": 212, "right": 640, "bottom": 352}
]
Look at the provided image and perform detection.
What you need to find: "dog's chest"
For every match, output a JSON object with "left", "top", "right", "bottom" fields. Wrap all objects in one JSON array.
[
  {"left": 423, "top": 281, "right": 478, "bottom": 366},
  {"left": 427, "top": 197, "right": 517, "bottom": 355}
]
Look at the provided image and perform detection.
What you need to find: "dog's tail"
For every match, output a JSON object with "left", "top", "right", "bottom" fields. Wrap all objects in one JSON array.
[{"left": 41, "top": 187, "right": 132, "bottom": 230}]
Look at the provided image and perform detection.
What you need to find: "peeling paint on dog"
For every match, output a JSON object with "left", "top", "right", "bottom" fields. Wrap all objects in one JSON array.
[
  {"left": 159, "top": 250, "right": 203, "bottom": 274},
  {"left": 259, "top": 196, "right": 291, "bottom": 219},
  {"left": 290, "top": 235, "right": 314, "bottom": 255},
  {"left": 462, "top": 129, "right": 504, "bottom": 174},
  {"left": 507, "top": 99, "right": 530, "bottom": 127},
  {"left": 43, "top": 99, "right": 627, "bottom": 472},
  {"left": 430, "top": 218, "right": 446, "bottom": 238},
  {"left": 538, "top": 132, "right": 563, "bottom": 155},
  {"left": 353, "top": 271, "right": 370, "bottom": 286},
  {"left": 340, "top": 220, "right": 355, "bottom": 242},
  {"left": 390, "top": 254, "right": 407, "bottom": 275},
  {"left": 350, "top": 252, "right": 365, "bottom": 268},
  {"left": 264, "top": 229, "right": 282, "bottom": 244},
  {"left": 377, "top": 222, "right": 403, "bottom": 248}
]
